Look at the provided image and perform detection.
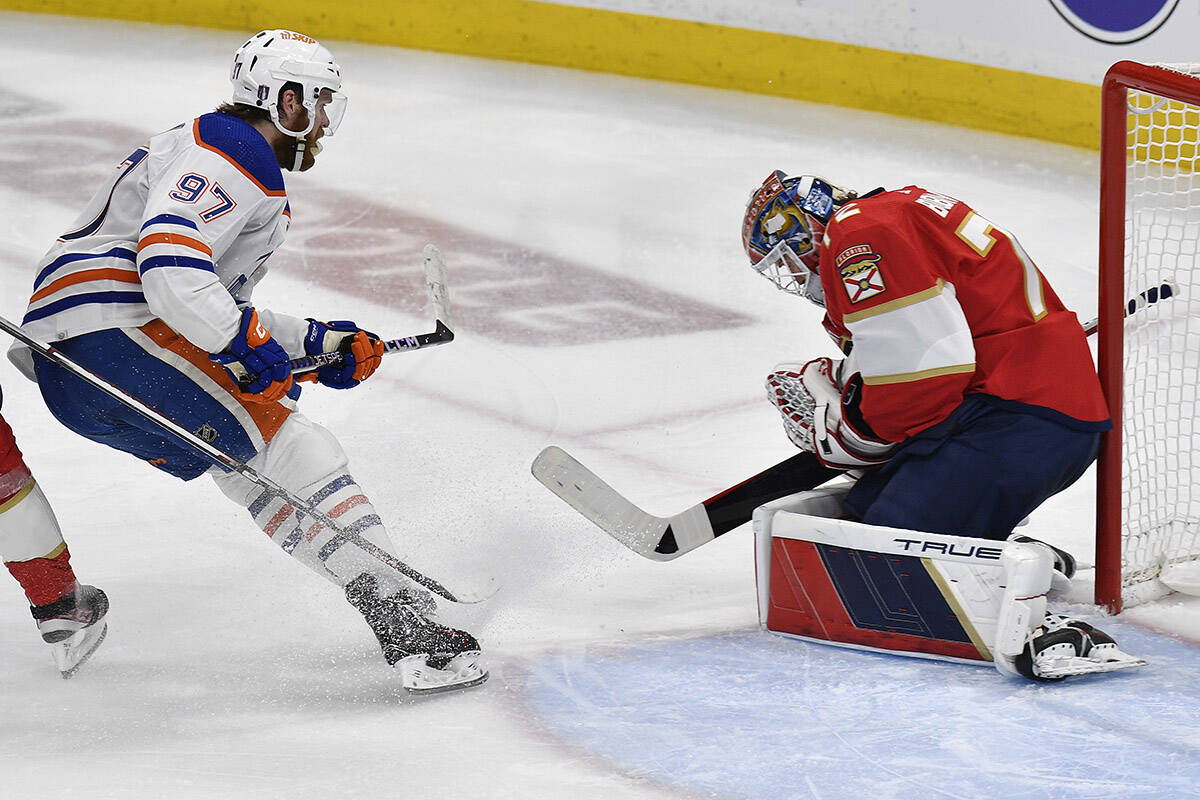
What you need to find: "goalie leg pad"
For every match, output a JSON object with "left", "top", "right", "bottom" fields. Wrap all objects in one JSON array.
[
  {"left": 991, "top": 543, "right": 1051, "bottom": 678},
  {"left": 756, "top": 488, "right": 1012, "bottom": 665}
]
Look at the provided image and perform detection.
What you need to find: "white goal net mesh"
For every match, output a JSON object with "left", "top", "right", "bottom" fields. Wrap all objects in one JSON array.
[{"left": 1120, "top": 64, "right": 1200, "bottom": 603}]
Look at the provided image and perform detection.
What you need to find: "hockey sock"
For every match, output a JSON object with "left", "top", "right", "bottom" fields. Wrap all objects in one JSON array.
[
  {"left": 210, "top": 411, "right": 410, "bottom": 596},
  {"left": 6, "top": 547, "right": 77, "bottom": 607},
  {"left": 0, "top": 458, "right": 76, "bottom": 607}
]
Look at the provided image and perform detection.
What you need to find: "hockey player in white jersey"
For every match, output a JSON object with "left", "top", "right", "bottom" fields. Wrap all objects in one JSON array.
[{"left": 11, "top": 30, "right": 485, "bottom": 693}]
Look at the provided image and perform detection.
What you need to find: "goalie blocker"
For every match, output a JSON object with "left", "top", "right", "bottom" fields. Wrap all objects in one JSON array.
[{"left": 753, "top": 485, "right": 1146, "bottom": 680}]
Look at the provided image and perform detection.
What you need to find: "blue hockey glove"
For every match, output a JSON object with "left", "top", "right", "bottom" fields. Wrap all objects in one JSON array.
[
  {"left": 302, "top": 319, "right": 384, "bottom": 390},
  {"left": 212, "top": 308, "right": 293, "bottom": 403}
]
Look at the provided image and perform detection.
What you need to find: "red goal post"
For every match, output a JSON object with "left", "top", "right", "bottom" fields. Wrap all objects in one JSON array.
[{"left": 1097, "top": 61, "right": 1200, "bottom": 612}]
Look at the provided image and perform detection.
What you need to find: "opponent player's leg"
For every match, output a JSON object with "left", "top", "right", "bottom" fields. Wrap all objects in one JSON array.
[{"left": 0, "top": 413, "right": 107, "bottom": 675}]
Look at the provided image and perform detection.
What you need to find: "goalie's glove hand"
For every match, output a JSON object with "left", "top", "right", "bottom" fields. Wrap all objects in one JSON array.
[
  {"left": 768, "top": 357, "right": 895, "bottom": 469},
  {"left": 301, "top": 319, "right": 384, "bottom": 390},
  {"left": 765, "top": 363, "right": 819, "bottom": 452},
  {"left": 211, "top": 307, "right": 293, "bottom": 403}
]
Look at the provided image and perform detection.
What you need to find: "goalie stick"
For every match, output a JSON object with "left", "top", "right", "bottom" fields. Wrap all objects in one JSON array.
[
  {"left": 532, "top": 446, "right": 840, "bottom": 560},
  {"left": 0, "top": 247, "right": 478, "bottom": 604},
  {"left": 1080, "top": 280, "right": 1176, "bottom": 335},
  {"left": 533, "top": 281, "right": 1180, "bottom": 561}
]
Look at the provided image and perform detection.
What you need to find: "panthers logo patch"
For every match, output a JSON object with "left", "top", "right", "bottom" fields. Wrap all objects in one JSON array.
[{"left": 837, "top": 245, "right": 885, "bottom": 303}]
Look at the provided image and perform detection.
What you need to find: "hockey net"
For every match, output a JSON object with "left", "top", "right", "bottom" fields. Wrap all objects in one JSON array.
[{"left": 1097, "top": 61, "right": 1200, "bottom": 611}]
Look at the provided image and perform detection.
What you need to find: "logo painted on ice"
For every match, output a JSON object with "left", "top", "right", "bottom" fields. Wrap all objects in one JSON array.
[{"left": 1048, "top": 0, "right": 1180, "bottom": 44}]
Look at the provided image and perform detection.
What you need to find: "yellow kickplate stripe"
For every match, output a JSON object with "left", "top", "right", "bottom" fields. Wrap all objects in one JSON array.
[
  {"left": 923, "top": 557, "right": 993, "bottom": 662},
  {"left": 0, "top": 478, "right": 35, "bottom": 515},
  {"left": 0, "top": 1, "right": 1101, "bottom": 149}
]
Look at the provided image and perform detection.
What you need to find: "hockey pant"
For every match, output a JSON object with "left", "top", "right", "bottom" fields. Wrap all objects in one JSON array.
[
  {"left": 0, "top": 412, "right": 78, "bottom": 606},
  {"left": 843, "top": 395, "right": 1104, "bottom": 540},
  {"left": 209, "top": 411, "right": 412, "bottom": 596},
  {"left": 34, "top": 321, "right": 299, "bottom": 481}
]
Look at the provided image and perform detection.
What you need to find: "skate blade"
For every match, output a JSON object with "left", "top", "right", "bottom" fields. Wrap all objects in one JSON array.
[
  {"left": 397, "top": 651, "right": 489, "bottom": 695},
  {"left": 1036, "top": 652, "right": 1147, "bottom": 679},
  {"left": 53, "top": 620, "right": 108, "bottom": 679}
]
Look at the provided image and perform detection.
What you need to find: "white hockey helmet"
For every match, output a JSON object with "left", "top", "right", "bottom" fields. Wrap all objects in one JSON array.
[
  {"left": 742, "top": 170, "right": 856, "bottom": 307},
  {"left": 230, "top": 30, "right": 347, "bottom": 139}
]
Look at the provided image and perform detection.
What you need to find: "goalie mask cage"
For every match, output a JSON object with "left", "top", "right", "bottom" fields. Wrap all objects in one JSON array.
[{"left": 1097, "top": 61, "right": 1200, "bottom": 612}]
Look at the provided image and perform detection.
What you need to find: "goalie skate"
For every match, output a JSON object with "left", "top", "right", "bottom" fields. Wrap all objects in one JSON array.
[
  {"left": 1018, "top": 615, "right": 1147, "bottom": 680},
  {"left": 345, "top": 574, "right": 488, "bottom": 695},
  {"left": 32, "top": 584, "right": 109, "bottom": 679}
]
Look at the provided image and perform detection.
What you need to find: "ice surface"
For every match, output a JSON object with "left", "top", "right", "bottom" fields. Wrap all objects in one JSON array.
[{"left": 0, "top": 12, "right": 1197, "bottom": 800}]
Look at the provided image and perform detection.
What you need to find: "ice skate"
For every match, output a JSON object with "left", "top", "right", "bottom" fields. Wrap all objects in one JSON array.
[
  {"left": 31, "top": 583, "right": 109, "bottom": 679},
  {"left": 1016, "top": 614, "right": 1146, "bottom": 681},
  {"left": 345, "top": 573, "right": 488, "bottom": 694}
]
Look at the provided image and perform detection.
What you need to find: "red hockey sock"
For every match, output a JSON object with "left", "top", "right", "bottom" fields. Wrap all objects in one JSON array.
[{"left": 6, "top": 546, "right": 77, "bottom": 607}]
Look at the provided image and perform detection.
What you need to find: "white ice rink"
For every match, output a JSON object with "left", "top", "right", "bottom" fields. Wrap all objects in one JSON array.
[{"left": 1, "top": 14, "right": 1199, "bottom": 800}]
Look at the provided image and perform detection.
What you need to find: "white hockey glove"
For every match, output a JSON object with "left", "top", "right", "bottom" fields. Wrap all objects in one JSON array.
[{"left": 766, "top": 357, "right": 895, "bottom": 469}]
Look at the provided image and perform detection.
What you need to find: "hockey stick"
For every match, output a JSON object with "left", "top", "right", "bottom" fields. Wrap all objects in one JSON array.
[
  {"left": 1081, "top": 280, "right": 1176, "bottom": 335},
  {"left": 286, "top": 245, "right": 454, "bottom": 376},
  {"left": 533, "top": 281, "right": 1181, "bottom": 561},
  {"left": 531, "top": 446, "right": 840, "bottom": 561},
  {"left": 0, "top": 265, "right": 473, "bottom": 605}
]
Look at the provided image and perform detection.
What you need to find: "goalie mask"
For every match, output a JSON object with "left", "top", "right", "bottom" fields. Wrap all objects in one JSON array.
[
  {"left": 742, "top": 171, "right": 856, "bottom": 307},
  {"left": 230, "top": 30, "right": 347, "bottom": 169}
]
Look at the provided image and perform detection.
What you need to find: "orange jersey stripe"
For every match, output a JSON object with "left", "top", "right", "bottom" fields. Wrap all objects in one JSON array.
[
  {"left": 137, "top": 232, "right": 213, "bottom": 256},
  {"left": 137, "top": 319, "right": 292, "bottom": 443},
  {"left": 30, "top": 267, "right": 141, "bottom": 304}
]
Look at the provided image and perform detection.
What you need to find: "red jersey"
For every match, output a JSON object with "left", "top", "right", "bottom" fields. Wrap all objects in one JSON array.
[{"left": 818, "top": 186, "right": 1109, "bottom": 443}]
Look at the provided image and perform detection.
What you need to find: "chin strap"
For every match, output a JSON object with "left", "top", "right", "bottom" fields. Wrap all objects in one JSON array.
[{"left": 289, "top": 138, "right": 306, "bottom": 172}]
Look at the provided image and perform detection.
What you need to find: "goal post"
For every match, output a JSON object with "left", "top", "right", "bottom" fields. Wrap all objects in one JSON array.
[{"left": 1096, "top": 60, "right": 1200, "bottom": 612}]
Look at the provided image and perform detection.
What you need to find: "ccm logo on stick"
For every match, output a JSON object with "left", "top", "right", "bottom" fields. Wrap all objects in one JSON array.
[{"left": 892, "top": 538, "right": 1003, "bottom": 560}]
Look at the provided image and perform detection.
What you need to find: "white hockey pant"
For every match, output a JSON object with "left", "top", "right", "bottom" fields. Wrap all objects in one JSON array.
[{"left": 209, "top": 412, "right": 409, "bottom": 597}]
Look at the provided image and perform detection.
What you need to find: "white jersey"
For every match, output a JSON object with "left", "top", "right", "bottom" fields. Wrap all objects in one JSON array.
[{"left": 22, "top": 113, "right": 308, "bottom": 355}]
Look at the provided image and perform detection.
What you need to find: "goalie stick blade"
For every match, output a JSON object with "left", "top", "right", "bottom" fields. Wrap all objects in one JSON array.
[
  {"left": 532, "top": 446, "right": 679, "bottom": 561},
  {"left": 531, "top": 447, "right": 842, "bottom": 561}
]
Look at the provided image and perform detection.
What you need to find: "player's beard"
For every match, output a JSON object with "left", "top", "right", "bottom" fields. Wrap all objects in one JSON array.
[{"left": 297, "top": 129, "right": 324, "bottom": 172}]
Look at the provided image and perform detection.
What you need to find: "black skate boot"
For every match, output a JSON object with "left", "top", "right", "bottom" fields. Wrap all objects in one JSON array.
[
  {"left": 345, "top": 573, "right": 487, "bottom": 694},
  {"left": 31, "top": 583, "right": 109, "bottom": 678}
]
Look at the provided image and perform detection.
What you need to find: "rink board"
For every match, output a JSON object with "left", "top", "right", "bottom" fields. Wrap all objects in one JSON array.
[{"left": 522, "top": 625, "right": 1200, "bottom": 800}]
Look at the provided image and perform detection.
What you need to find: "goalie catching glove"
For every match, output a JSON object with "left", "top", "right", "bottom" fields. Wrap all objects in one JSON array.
[
  {"left": 765, "top": 357, "right": 894, "bottom": 469},
  {"left": 301, "top": 319, "right": 385, "bottom": 389}
]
